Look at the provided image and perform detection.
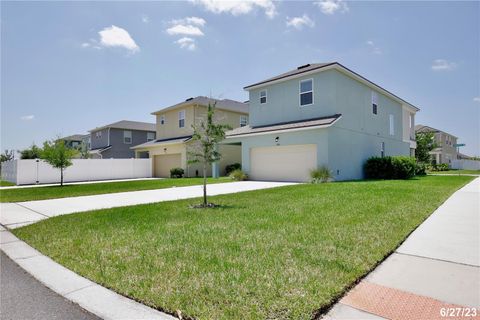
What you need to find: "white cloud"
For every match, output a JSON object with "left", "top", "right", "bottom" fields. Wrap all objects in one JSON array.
[
  {"left": 366, "top": 40, "right": 382, "bottom": 54},
  {"left": 98, "top": 25, "right": 140, "bottom": 53},
  {"left": 314, "top": 0, "right": 349, "bottom": 15},
  {"left": 175, "top": 37, "right": 197, "bottom": 51},
  {"left": 21, "top": 115, "right": 34, "bottom": 121},
  {"left": 172, "top": 16, "right": 206, "bottom": 26},
  {"left": 142, "top": 14, "right": 150, "bottom": 23},
  {"left": 473, "top": 97, "right": 480, "bottom": 103},
  {"left": 166, "top": 24, "right": 204, "bottom": 36},
  {"left": 190, "top": 0, "right": 277, "bottom": 19},
  {"left": 286, "top": 14, "right": 315, "bottom": 30},
  {"left": 431, "top": 59, "right": 457, "bottom": 71}
]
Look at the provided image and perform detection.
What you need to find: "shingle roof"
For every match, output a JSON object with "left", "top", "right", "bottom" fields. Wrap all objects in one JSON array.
[
  {"left": 244, "top": 62, "right": 336, "bottom": 89},
  {"left": 89, "top": 120, "right": 156, "bottom": 133},
  {"left": 61, "top": 134, "right": 89, "bottom": 141},
  {"left": 226, "top": 114, "right": 341, "bottom": 137},
  {"left": 131, "top": 135, "right": 193, "bottom": 149},
  {"left": 415, "top": 124, "right": 458, "bottom": 138},
  {"left": 152, "top": 96, "right": 248, "bottom": 115}
]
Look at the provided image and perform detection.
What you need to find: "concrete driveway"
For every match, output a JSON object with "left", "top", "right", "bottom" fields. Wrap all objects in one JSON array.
[{"left": 0, "top": 181, "right": 295, "bottom": 229}]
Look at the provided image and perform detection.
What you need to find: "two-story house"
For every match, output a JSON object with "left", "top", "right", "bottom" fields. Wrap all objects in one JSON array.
[
  {"left": 225, "top": 62, "right": 419, "bottom": 181},
  {"left": 132, "top": 96, "right": 249, "bottom": 177},
  {"left": 60, "top": 134, "right": 89, "bottom": 149},
  {"left": 89, "top": 120, "right": 156, "bottom": 159},
  {"left": 415, "top": 125, "right": 458, "bottom": 165}
]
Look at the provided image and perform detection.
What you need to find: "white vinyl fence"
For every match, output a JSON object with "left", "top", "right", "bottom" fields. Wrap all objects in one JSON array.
[
  {"left": 451, "top": 159, "right": 480, "bottom": 171},
  {"left": 1, "top": 159, "right": 152, "bottom": 185}
]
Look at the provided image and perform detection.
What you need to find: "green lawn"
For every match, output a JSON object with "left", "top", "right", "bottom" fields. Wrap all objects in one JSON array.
[
  {"left": 0, "top": 180, "right": 15, "bottom": 187},
  {"left": 14, "top": 176, "right": 473, "bottom": 320},
  {"left": 429, "top": 169, "right": 480, "bottom": 175},
  {"left": 0, "top": 177, "right": 229, "bottom": 203}
]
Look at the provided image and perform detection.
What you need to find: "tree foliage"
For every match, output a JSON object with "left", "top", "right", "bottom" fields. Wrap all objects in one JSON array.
[
  {"left": 42, "top": 139, "right": 78, "bottom": 186},
  {"left": 0, "top": 150, "right": 14, "bottom": 163},
  {"left": 188, "top": 102, "right": 231, "bottom": 207},
  {"left": 415, "top": 132, "right": 437, "bottom": 163},
  {"left": 20, "top": 144, "right": 42, "bottom": 159}
]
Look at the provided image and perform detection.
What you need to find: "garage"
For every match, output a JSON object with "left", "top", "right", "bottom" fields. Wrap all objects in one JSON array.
[
  {"left": 154, "top": 154, "right": 182, "bottom": 178},
  {"left": 249, "top": 144, "right": 317, "bottom": 182}
]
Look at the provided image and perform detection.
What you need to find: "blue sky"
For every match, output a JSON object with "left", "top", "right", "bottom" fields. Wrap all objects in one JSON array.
[{"left": 1, "top": 0, "right": 479, "bottom": 156}]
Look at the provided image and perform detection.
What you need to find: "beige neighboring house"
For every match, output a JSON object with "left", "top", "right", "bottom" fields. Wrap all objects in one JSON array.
[
  {"left": 415, "top": 124, "right": 458, "bottom": 165},
  {"left": 132, "top": 96, "right": 249, "bottom": 177}
]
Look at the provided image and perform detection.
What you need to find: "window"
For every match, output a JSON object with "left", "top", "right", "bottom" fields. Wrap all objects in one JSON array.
[
  {"left": 381, "top": 142, "right": 385, "bottom": 157},
  {"left": 178, "top": 110, "right": 185, "bottom": 128},
  {"left": 147, "top": 132, "right": 155, "bottom": 142},
  {"left": 95, "top": 131, "right": 102, "bottom": 139},
  {"left": 160, "top": 115, "right": 165, "bottom": 125},
  {"left": 389, "top": 114, "right": 394, "bottom": 135},
  {"left": 260, "top": 90, "right": 267, "bottom": 104},
  {"left": 300, "top": 79, "right": 313, "bottom": 106},
  {"left": 372, "top": 91, "right": 378, "bottom": 115},
  {"left": 123, "top": 130, "right": 132, "bottom": 144},
  {"left": 240, "top": 115, "right": 248, "bottom": 127},
  {"left": 409, "top": 114, "right": 414, "bottom": 129}
]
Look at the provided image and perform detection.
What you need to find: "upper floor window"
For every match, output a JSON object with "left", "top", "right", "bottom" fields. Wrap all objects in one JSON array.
[
  {"left": 123, "top": 130, "right": 132, "bottom": 144},
  {"left": 409, "top": 114, "right": 414, "bottom": 129},
  {"left": 95, "top": 131, "right": 102, "bottom": 139},
  {"left": 389, "top": 114, "right": 394, "bottom": 135},
  {"left": 300, "top": 79, "right": 313, "bottom": 106},
  {"left": 240, "top": 115, "right": 248, "bottom": 127},
  {"left": 147, "top": 132, "right": 155, "bottom": 142},
  {"left": 178, "top": 110, "right": 185, "bottom": 128},
  {"left": 381, "top": 142, "right": 385, "bottom": 157},
  {"left": 260, "top": 90, "right": 267, "bottom": 104},
  {"left": 371, "top": 91, "right": 378, "bottom": 115},
  {"left": 160, "top": 115, "right": 165, "bottom": 125}
]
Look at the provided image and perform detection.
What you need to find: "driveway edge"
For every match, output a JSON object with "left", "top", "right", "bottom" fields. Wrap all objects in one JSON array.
[{"left": 0, "top": 229, "right": 176, "bottom": 320}]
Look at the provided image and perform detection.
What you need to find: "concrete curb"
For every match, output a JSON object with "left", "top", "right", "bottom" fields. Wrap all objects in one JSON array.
[{"left": 0, "top": 229, "right": 176, "bottom": 320}]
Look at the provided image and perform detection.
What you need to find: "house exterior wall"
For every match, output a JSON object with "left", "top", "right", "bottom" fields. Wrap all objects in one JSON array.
[
  {"left": 430, "top": 132, "right": 458, "bottom": 165},
  {"left": 155, "top": 105, "right": 247, "bottom": 140},
  {"left": 235, "top": 67, "right": 413, "bottom": 181},
  {"left": 92, "top": 128, "right": 155, "bottom": 159}
]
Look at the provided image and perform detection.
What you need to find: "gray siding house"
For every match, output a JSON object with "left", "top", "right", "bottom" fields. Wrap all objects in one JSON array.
[
  {"left": 89, "top": 120, "right": 156, "bottom": 159},
  {"left": 225, "top": 62, "right": 419, "bottom": 181}
]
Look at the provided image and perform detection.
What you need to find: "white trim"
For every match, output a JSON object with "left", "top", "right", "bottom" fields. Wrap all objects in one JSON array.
[
  {"left": 371, "top": 91, "right": 378, "bottom": 116},
  {"left": 299, "top": 78, "right": 314, "bottom": 107},
  {"left": 245, "top": 64, "right": 419, "bottom": 112},
  {"left": 260, "top": 90, "right": 267, "bottom": 104},
  {"left": 389, "top": 114, "right": 394, "bottom": 136},
  {"left": 240, "top": 115, "right": 248, "bottom": 127}
]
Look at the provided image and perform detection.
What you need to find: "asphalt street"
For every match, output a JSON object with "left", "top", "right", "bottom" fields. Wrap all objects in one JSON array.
[{"left": 0, "top": 251, "right": 100, "bottom": 320}]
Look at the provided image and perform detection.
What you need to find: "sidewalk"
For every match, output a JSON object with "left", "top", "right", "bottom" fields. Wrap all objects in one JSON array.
[
  {"left": 0, "top": 181, "right": 294, "bottom": 229},
  {"left": 0, "top": 177, "right": 163, "bottom": 190},
  {"left": 325, "top": 177, "right": 480, "bottom": 319}
]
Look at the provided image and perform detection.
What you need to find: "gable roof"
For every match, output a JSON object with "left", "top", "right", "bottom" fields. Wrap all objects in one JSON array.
[
  {"left": 415, "top": 124, "right": 458, "bottom": 138},
  {"left": 244, "top": 62, "right": 420, "bottom": 112},
  {"left": 61, "top": 134, "right": 88, "bottom": 141},
  {"left": 131, "top": 135, "right": 193, "bottom": 150},
  {"left": 226, "top": 114, "right": 341, "bottom": 138},
  {"left": 152, "top": 96, "right": 248, "bottom": 115},
  {"left": 89, "top": 120, "right": 156, "bottom": 133}
]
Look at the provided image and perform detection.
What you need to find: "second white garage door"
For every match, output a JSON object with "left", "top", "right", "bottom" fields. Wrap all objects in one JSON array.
[{"left": 249, "top": 144, "right": 317, "bottom": 182}]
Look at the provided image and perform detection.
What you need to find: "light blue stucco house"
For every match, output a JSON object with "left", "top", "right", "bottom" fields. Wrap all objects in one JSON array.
[{"left": 225, "top": 62, "right": 419, "bottom": 182}]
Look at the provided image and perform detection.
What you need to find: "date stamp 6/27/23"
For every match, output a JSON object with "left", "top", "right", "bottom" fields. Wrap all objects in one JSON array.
[{"left": 440, "top": 307, "right": 479, "bottom": 318}]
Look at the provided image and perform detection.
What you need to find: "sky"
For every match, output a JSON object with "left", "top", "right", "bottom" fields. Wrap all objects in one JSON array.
[{"left": 1, "top": 0, "right": 479, "bottom": 156}]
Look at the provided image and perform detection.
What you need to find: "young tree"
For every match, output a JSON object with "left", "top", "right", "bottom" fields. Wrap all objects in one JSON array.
[
  {"left": 41, "top": 139, "right": 78, "bottom": 186},
  {"left": 0, "top": 150, "right": 14, "bottom": 163},
  {"left": 415, "top": 132, "right": 437, "bottom": 163},
  {"left": 19, "top": 144, "right": 42, "bottom": 159},
  {"left": 76, "top": 141, "right": 91, "bottom": 159},
  {"left": 188, "top": 102, "right": 231, "bottom": 207}
]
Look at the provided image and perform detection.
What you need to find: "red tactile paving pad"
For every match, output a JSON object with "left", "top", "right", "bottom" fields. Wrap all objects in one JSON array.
[{"left": 341, "top": 281, "right": 480, "bottom": 320}]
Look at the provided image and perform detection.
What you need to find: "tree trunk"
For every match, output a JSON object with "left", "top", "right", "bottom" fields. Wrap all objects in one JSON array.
[
  {"left": 60, "top": 167, "right": 64, "bottom": 186},
  {"left": 203, "top": 161, "right": 207, "bottom": 206}
]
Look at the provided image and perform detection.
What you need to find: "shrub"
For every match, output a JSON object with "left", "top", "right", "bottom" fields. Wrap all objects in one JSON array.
[
  {"left": 225, "top": 163, "right": 241, "bottom": 175},
  {"left": 170, "top": 167, "right": 184, "bottom": 178},
  {"left": 429, "top": 163, "right": 449, "bottom": 172},
  {"left": 229, "top": 169, "right": 248, "bottom": 181},
  {"left": 415, "top": 162, "right": 427, "bottom": 176},
  {"left": 364, "top": 156, "right": 416, "bottom": 180},
  {"left": 310, "top": 166, "right": 332, "bottom": 183}
]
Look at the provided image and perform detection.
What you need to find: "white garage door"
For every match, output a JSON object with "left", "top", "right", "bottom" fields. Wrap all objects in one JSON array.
[{"left": 250, "top": 144, "right": 317, "bottom": 182}]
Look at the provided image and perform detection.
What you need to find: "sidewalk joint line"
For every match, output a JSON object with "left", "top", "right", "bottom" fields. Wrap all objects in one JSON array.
[
  {"left": 394, "top": 251, "right": 480, "bottom": 268},
  {"left": 14, "top": 203, "right": 50, "bottom": 218},
  {"left": 64, "top": 284, "right": 95, "bottom": 296}
]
